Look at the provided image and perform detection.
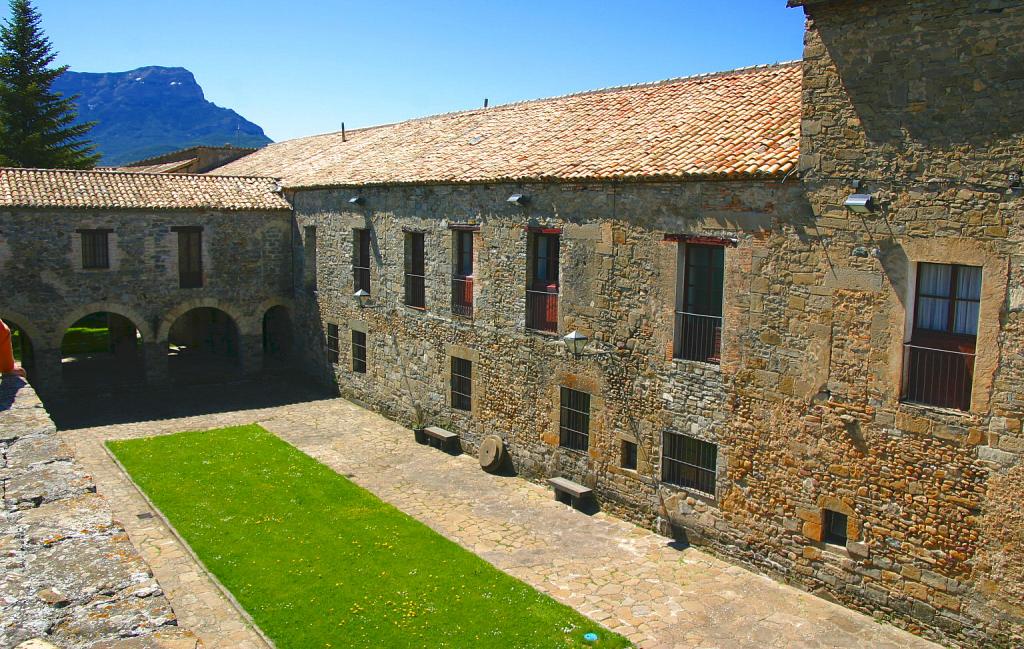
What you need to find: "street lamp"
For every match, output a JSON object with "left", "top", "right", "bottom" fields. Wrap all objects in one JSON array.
[{"left": 353, "top": 289, "right": 371, "bottom": 308}]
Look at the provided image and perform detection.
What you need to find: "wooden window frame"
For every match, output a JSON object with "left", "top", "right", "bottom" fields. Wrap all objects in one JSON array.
[
  {"left": 77, "top": 228, "right": 112, "bottom": 270},
  {"left": 172, "top": 226, "right": 203, "bottom": 289}
]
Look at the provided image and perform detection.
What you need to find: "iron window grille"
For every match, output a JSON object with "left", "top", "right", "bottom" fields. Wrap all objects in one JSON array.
[
  {"left": 823, "top": 509, "right": 848, "bottom": 546},
  {"left": 326, "top": 324, "right": 339, "bottom": 365},
  {"left": 78, "top": 229, "right": 111, "bottom": 269},
  {"left": 674, "top": 243, "right": 724, "bottom": 363},
  {"left": 173, "top": 227, "right": 203, "bottom": 288},
  {"left": 352, "top": 330, "right": 367, "bottom": 373},
  {"left": 404, "top": 231, "right": 426, "bottom": 308},
  {"left": 450, "top": 357, "right": 472, "bottom": 411},
  {"left": 661, "top": 432, "right": 717, "bottom": 495},
  {"left": 559, "top": 387, "right": 590, "bottom": 451},
  {"left": 901, "top": 262, "right": 981, "bottom": 410},
  {"left": 353, "top": 228, "right": 371, "bottom": 293},
  {"left": 621, "top": 440, "right": 638, "bottom": 470}
]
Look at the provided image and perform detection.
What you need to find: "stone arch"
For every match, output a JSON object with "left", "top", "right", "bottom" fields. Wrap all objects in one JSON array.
[
  {"left": 53, "top": 302, "right": 154, "bottom": 348},
  {"left": 0, "top": 309, "right": 45, "bottom": 351},
  {"left": 158, "top": 298, "right": 250, "bottom": 343},
  {"left": 0, "top": 310, "right": 41, "bottom": 372},
  {"left": 261, "top": 301, "right": 294, "bottom": 364}
]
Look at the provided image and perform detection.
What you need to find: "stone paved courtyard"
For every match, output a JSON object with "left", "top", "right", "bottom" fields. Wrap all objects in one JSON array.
[{"left": 56, "top": 380, "right": 940, "bottom": 649}]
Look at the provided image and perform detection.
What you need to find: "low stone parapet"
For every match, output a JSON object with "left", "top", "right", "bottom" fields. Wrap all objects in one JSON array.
[{"left": 0, "top": 376, "right": 201, "bottom": 648}]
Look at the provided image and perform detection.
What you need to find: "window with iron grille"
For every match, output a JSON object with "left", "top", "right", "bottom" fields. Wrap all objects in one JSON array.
[
  {"left": 326, "top": 324, "right": 339, "bottom": 365},
  {"left": 902, "top": 262, "right": 981, "bottom": 410},
  {"left": 674, "top": 243, "right": 724, "bottom": 363},
  {"left": 526, "top": 232, "right": 559, "bottom": 332},
  {"left": 662, "top": 432, "right": 716, "bottom": 495},
  {"left": 404, "top": 231, "right": 426, "bottom": 308},
  {"left": 78, "top": 229, "right": 111, "bottom": 269},
  {"left": 353, "top": 228, "right": 370, "bottom": 293},
  {"left": 823, "top": 509, "right": 848, "bottom": 546},
  {"left": 621, "top": 440, "right": 638, "bottom": 470},
  {"left": 173, "top": 227, "right": 203, "bottom": 288},
  {"left": 450, "top": 357, "right": 472, "bottom": 411},
  {"left": 559, "top": 387, "right": 590, "bottom": 451},
  {"left": 352, "top": 330, "right": 366, "bottom": 373}
]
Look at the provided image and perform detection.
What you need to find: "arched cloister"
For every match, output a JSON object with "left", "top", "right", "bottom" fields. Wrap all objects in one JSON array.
[
  {"left": 262, "top": 304, "right": 293, "bottom": 365},
  {"left": 167, "top": 306, "right": 242, "bottom": 383},
  {"left": 1, "top": 316, "right": 37, "bottom": 375},
  {"left": 59, "top": 311, "right": 145, "bottom": 388}
]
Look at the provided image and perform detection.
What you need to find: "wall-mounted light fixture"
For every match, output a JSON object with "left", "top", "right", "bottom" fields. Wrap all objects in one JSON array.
[
  {"left": 507, "top": 193, "right": 528, "bottom": 205},
  {"left": 348, "top": 195, "right": 364, "bottom": 205},
  {"left": 843, "top": 193, "right": 874, "bottom": 214},
  {"left": 1009, "top": 170, "right": 1022, "bottom": 189},
  {"left": 353, "top": 289, "right": 383, "bottom": 309},
  {"left": 563, "top": 330, "right": 614, "bottom": 359}
]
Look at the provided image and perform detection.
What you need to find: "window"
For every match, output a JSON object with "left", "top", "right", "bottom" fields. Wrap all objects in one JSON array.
[
  {"left": 526, "top": 232, "right": 559, "bottom": 332},
  {"left": 450, "top": 357, "right": 472, "bottom": 411},
  {"left": 621, "top": 440, "right": 638, "bottom": 470},
  {"left": 674, "top": 243, "right": 724, "bottom": 363},
  {"left": 353, "top": 228, "right": 370, "bottom": 293},
  {"left": 326, "top": 324, "right": 339, "bottom": 364},
  {"left": 352, "top": 330, "right": 366, "bottom": 373},
  {"left": 902, "top": 262, "right": 981, "bottom": 410},
  {"left": 78, "top": 229, "right": 111, "bottom": 269},
  {"left": 304, "top": 226, "right": 317, "bottom": 292},
  {"left": 823, "top": 509, "right": 848, "bottom": 546},
  {"left": 404, "top": 231, "right": 426, "bottom": 308},
  {"left": 558, "top": 387, "right": 590, "bottom": 451},
  {"left": 452, "top": 230, "right": 474, "bottom": 317},
  {"left": 662, "top": 432, "right": 716, "bottom": 495},
  {"left": 173, "top": 227, "right": 202, "bottom": 288}
]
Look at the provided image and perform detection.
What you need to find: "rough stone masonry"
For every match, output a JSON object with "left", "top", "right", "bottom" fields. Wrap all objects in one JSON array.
[{"left": 0, "top": 376, "right": 202, "bottom": 648}]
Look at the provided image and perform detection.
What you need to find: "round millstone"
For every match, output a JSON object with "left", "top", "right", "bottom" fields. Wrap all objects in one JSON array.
[{"left": 478, "top": 435, "right": 505, "bottom": 472}]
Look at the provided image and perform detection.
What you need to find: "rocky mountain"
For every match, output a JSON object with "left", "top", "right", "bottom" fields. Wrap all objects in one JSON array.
[{"left": 53, "top": 66, "right": 272, "bottom": 166}]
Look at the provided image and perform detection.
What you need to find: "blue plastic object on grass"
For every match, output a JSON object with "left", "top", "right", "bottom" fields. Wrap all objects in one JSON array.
[{"left": 583, "top": 631, "right": 599, "bottom": 643}]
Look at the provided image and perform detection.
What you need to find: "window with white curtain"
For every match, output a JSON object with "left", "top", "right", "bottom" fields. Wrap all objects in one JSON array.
[{"left": 914, "top": 263, "right": 981, "bottom": 338}]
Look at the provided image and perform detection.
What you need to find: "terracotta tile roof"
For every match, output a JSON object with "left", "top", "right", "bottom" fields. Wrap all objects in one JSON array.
[
  {"left": 0, "top": 168, "right": 291, "bottom": 211},
  {"left": 213, "top": 62, "right": 802, "bottom": 188},
  {"left": 106, "top": 159, "right": 198, "bottom": 174}
]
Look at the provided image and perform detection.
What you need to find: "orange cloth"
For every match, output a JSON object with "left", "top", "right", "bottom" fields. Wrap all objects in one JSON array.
[{"left": 0, "top": 320, "right": 17, "bottom": 374}]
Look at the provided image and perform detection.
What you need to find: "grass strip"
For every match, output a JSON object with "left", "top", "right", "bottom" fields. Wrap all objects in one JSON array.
[{"left": 109, "top": 425, "right": 630, "bottom": 649}]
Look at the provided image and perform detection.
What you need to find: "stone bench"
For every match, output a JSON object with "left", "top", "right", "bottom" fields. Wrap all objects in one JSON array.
[
  {"left": 548, "top": 476, "right": 592, "bottom": 509},
  {"left": 422, "top": 426, "right": 459, "bottom": 453}
]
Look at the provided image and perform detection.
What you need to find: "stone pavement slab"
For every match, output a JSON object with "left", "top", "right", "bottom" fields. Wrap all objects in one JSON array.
[{"left": 62, "top": 387, "right": 941, "bottom": 649}]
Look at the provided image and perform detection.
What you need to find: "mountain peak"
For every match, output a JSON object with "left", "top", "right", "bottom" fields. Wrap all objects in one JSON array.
[{"left": 54, "top": 66, "right": 272, "bottom": 166}]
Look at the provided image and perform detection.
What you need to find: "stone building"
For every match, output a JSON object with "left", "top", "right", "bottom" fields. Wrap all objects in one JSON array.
[
  {"left": 1, "top": 0, "right": 1022, "bottom": 646},
  {"left": 0, "top": 168, "right": 292, "bottom": 394},
  {"left": 110, "top": 144, "right": 260, "bottom": 174}
]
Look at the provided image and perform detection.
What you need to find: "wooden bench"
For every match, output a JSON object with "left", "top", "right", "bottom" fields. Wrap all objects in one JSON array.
[
  {"left": 422, "top": 426, "right": 459, "bottom": 453},
  {"left": 548, "top": 477, "right": 592, "bottom": 509}
]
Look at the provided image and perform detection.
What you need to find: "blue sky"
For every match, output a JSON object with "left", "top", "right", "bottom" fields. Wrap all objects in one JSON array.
[{"left": 24, "top": 1, "right": 805, "bottom": 142}]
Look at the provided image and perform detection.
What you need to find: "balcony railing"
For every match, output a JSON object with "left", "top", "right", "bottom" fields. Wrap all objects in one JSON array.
[
  {"left": 353, "top": 265, "right": 370, "bottom": 293},
  {"left": 451, "top": 276, "right": 474, "bottom": 318},
  {"left": 901, "top": 343, "right": 975, "bottom": 411},
  {"left": 673, "top": 311, "right": 722, "bottom": 364},
  {"left": 526, "top": 289, "right": 558, "bottom": 333}
]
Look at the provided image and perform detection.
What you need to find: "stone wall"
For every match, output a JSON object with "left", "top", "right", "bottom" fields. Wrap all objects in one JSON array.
[
  {"left": 0, "top": 375, "right": 201, "bottom": 647},
  {"left": 0, "top": 208, "right": 293, "bottom": 395}
]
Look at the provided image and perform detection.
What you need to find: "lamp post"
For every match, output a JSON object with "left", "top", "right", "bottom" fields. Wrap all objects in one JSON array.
[{"left": 353, "top": 289, "right": 371, "bottom": 309}]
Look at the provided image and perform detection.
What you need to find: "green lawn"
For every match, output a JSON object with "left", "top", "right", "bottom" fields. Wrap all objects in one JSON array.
[
  {"left": 108, "top": 425, "right": 630, "bottom": 649},
  {"left": 61, "top": 325, "right": 111, "bottom": 355},
  {"left": 11, "top": 327, "right": 22, "bottom": 362}
]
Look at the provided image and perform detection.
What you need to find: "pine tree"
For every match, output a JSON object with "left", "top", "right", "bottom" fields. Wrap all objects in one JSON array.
[{"left": 0, "top": 0, "right": 97, "bottom": 169}]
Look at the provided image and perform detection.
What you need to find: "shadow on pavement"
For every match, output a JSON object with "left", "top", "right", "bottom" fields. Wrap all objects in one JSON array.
[{"left": 46, "top": 371, "right": 336, "bottom": 431}]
